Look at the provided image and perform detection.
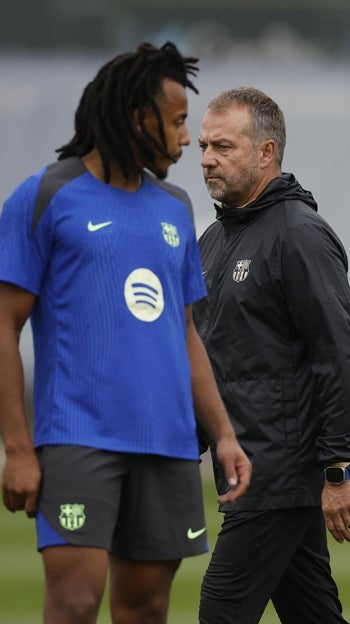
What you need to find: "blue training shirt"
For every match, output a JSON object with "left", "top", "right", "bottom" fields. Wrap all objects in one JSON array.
[{"left": 0, "top": 157, "right": 207, "bottom": 459}]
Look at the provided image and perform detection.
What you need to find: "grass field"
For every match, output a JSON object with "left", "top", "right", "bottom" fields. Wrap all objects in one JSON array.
[{"left": 0, "top": 468, "right": 349, "bottom": 623}]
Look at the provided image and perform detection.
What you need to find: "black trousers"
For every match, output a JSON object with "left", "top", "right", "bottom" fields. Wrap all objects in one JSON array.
[{"left": 199, "top": 507, "right": 348, "bottom": 624}]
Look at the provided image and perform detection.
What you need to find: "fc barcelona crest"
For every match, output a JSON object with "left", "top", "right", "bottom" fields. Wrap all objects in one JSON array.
[
  {"left": 59, "top": 503, "right": 86, "bottom": 531},
  {"left": 232, "top": 259, "right": 251, "bottom": 282},
  {"left": 161, "top": 222, "right": 180, "bottom": 247}
]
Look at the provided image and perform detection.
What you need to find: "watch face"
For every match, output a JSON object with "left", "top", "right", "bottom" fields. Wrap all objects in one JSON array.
[{"left": 326, "top": 467, "right": 345, "bottom": 484}]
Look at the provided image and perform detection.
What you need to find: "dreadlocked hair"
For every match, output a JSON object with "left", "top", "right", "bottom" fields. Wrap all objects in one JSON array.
[{"left": 56, "top": 41, "right": 199, "bottom": 182}]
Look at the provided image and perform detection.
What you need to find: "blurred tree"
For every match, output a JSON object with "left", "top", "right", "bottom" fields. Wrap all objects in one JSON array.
[{"left": 0, "top": 0, "right": 349, "bottom": 57}]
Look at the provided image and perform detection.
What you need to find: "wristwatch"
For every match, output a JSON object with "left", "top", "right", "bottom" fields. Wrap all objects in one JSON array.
[{"left": 324, "top": 464, "right": 350, "bottom": 485}]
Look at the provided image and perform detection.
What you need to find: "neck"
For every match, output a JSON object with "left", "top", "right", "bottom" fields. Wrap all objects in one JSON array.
[
  {"left": 226, "top": 171, "right": 281, "bottom": 210},
  {"left": 237, "top": 197, "right": 257, "bottom": 209},
  {"left": 221, "top": 195, "right": 257, "bottom": 211},
  {"left": 82, "top": 149, "right": 142, "bottom": 191}
]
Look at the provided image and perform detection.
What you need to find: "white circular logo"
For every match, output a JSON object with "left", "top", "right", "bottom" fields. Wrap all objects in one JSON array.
[{"left": 124, "top": 268, "right": 164, "bottom": 322}]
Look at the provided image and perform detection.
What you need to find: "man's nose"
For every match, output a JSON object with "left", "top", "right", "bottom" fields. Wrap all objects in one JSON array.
[
  {"left": 200, "top": 148, "right": 216, "bottom": 168},
  {"left": 180, "top": 125, "right": 191, "bottom": 146}
]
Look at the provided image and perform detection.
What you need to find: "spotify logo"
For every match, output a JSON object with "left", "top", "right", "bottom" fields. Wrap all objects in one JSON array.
[{"left": 124, "top": 268, "right": 164, "bottom": 322}]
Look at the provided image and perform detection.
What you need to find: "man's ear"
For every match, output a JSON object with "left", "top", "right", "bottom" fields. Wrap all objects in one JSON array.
[
  {"left": 133, "top": 108, "right": 143, "bottom": 132},
  {"left": 133, "top": 106, "right": 155, "bottom": 134},
  {"left": 260, "top": 139, "right": 275, "bottom": 168}
]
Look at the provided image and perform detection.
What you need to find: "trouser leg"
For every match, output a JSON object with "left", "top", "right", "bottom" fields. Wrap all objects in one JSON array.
[
  {"left": 272, "top": 507, "right": 348, "bottom": 624},
  {"left": 199, "top": 507, "right": 344, "bottom": 624},
  {"left": 199, "top": 509, "right": 296, "bottom": 624}
]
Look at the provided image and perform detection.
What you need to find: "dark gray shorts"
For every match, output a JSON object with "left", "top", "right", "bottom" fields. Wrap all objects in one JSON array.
[{"left": 35, "top": 445, "right": 209, "bottom": 560}]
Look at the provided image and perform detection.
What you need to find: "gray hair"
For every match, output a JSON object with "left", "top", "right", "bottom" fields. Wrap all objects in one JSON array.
[{"left": 207, "top": 87, "right": 286, "bottom": 166}]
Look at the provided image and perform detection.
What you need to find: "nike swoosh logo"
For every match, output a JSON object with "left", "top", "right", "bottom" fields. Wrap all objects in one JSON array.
[
  {"left": 87, "top": 220, "right": 113, "bottom": 232},
  {"left": 187, "top": 527, "right": 206, "bottom": 540}
]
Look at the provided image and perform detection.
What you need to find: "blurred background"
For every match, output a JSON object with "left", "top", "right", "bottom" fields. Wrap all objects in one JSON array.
[
  {"left": 0, "top": 1, "right": 350, "bottom": 622},
  {"left": 1, "top": 0, "right": 350, "bottom": 386}
]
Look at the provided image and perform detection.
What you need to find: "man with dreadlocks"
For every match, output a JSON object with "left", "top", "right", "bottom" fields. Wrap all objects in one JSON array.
[{"left": 0, "top": 42, "right": 251, "bottom": 624}]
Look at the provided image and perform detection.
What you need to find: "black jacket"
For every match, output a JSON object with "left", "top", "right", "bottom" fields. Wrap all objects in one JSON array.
[{"left": 194, "top": 173, "right": 350, "bottom": 511}]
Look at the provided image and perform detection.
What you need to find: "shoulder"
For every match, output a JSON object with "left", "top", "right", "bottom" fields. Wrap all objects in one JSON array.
[
  {"left": 283, "top": 199, "right": 319, "bottom": 226},
  {"left": 142, "top": 170, "right": 194, "bottom": 221},
  {"left": 282, "top": 202, "right": 347, "bottom": 266},
  {"left": 1, "top": 165, "right": 47, "bottom": 225},
  {"left": 283, "top": 200, "right": 341, "bottom": 242},
  {"left": 31, "top": 157, "right": 87, "bottom": 232}
]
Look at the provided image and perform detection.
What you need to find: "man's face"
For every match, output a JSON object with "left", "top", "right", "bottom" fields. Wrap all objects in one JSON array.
[
  {"left": 198, "top": 104, "right": 262, "bottom": 207},
  {"left": 142, "top": 77, "right": 190, "bottom": 179}
]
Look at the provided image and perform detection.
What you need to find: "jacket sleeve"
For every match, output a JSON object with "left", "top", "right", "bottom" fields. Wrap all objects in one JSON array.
[
  {"left": 195, "top": 417, "right": 210, "bottom": 455},
  {"left": 280, "top": 214, "right": 350, "bottom": 465}
]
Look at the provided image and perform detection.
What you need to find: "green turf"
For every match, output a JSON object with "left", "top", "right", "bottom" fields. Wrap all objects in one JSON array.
[{"left": 0, "top": 475, "right": 349, "bottom": 623}]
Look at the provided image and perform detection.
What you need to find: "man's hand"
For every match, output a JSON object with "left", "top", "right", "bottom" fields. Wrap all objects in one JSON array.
[
  {"left": 215, "top": 436, "right": 252, "bottom": 504},
  {"left": 2, "top": 449, "right": 42, "bottom": 518},
  {"left": 322, "top": 482, "right": 350, "bottom": 543}
]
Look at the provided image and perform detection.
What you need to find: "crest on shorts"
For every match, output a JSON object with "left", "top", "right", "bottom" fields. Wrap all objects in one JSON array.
[
  {"left": 161, "top": 222, "right": 180, "bottom": 247},
  {"left": 59, "top": 503, "right": 86, "bottom": 531},
  {"left": 232, "top": 259, "right": 251, "bottom": 282}
]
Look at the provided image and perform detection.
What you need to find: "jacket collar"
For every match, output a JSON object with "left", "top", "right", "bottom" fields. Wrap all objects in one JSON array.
[{"left": 215, "top": 173, "right": 318, "bottom": 225}]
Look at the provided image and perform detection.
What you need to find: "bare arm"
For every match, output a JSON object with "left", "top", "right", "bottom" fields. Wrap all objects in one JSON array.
[
  {"left": 186, "top": 305, "right": 252, "bottom": 503},
  {"left": 0, "top": 282, "right": 41, "bottom": 517}
]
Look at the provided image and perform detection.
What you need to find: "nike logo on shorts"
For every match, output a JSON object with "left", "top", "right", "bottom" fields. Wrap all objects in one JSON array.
[{"left": 187, "top": 527, "right": 207, "bottom": 539}]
